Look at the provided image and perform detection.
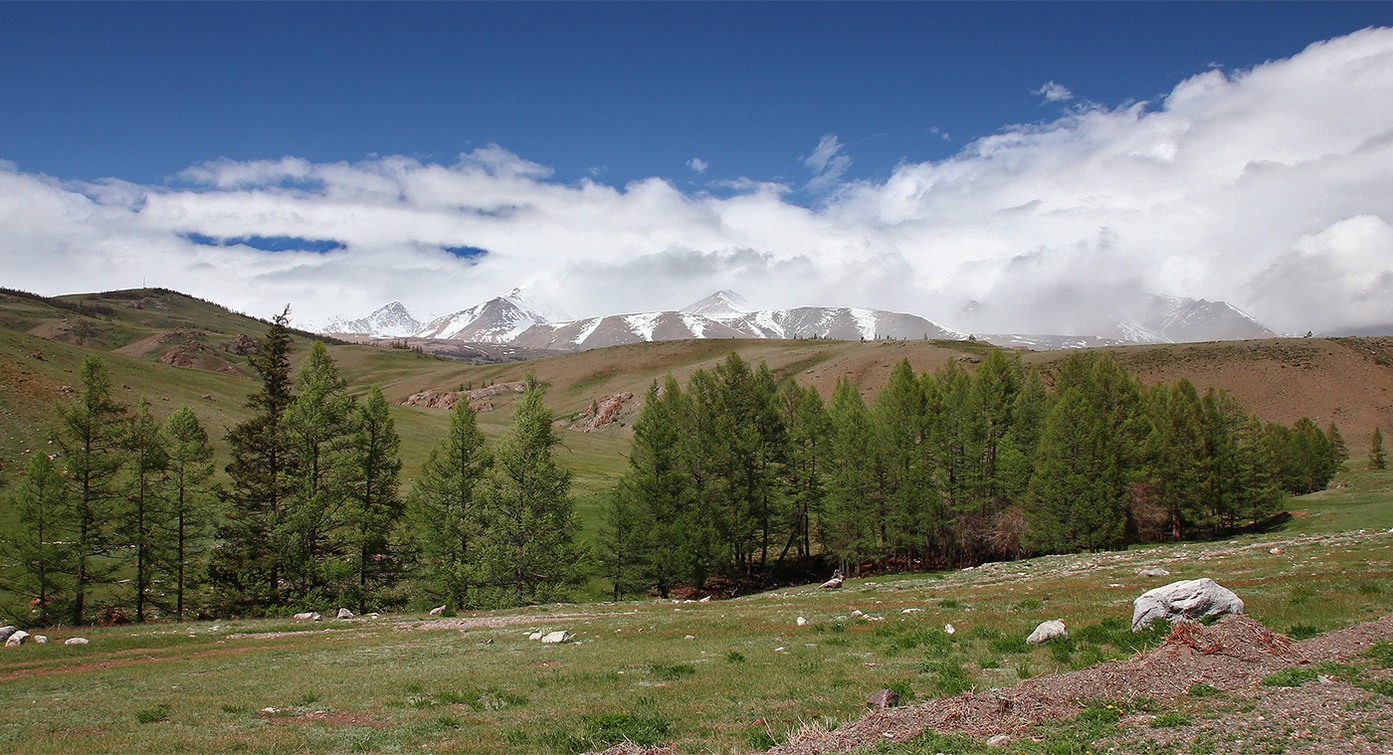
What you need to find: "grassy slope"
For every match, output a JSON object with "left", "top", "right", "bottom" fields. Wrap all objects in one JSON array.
[{"left": 0, "top": 470, "right": 1387, "bottom": 754}]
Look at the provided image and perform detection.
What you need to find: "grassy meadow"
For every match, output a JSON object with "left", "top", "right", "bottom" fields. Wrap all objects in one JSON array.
[{"left": 0, "top": 465, "right": 1388, "bottom": 754}]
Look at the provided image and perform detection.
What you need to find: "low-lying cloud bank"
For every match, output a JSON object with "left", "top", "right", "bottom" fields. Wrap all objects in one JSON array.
[{"left": 3, "top": 27, "right": 1393, "bottom": 336}]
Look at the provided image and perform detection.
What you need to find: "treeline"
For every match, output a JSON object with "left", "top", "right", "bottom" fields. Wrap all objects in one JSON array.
[
  {"left": 0, "top": 312, "right": 585, "bottom": 625},
  {"left": 600, "top": 351, "right": 1347, "bottom": 598}
]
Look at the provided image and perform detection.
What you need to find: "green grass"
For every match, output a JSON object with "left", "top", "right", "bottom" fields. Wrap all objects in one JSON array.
[{"left": 0, "top": 525, "right": 1387, "bottom": 754}]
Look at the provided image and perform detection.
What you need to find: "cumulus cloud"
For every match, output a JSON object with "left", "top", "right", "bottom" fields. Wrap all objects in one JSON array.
[
  {"left": 4, "top": 28, "right": 1393, "bottom": 336},
  {"left": 1035, "top": 81, "right": 1074, "bottom": 103},
  {"left": 687, "top": 157, "right": 709, "bottom": 174}
]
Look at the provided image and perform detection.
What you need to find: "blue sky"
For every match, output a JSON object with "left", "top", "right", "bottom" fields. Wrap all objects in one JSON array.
[{"left": 4, "top": 2, "right": 1393, "bottom": 335}]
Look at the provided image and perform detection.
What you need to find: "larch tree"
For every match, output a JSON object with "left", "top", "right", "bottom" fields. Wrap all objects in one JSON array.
[
  {"left": 161, "top": 406, "right": 214, "bottom": 620},
  {"left": 477, "top": 376, "right": 587, "bottom": 606},
  {"left": 409, "top": 397, "right": 491, "bottom": 608},
  {"left": 59, "top": 356, "right": 128, "bottom": 624},
  {"left": 1, "top": 453, "right": 74, "bottom": 626},
  {"left": 343, "top": 385, "right": 404, "bottom": 612},
  {"left": 122, "top": 399, "right": 169, "bottom": 622},
  {"left": 1371, "top": 426, "right": 1388, "bottom": 470}
]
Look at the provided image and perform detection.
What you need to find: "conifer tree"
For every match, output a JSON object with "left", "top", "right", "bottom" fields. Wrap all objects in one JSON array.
[
  {"left": 122, "top": 399, "right": 169, "bottom": 621},
  {"left": 161, "top": 406, "right": 214, "bottom": 620},
  {"left": 410, "top": 397, "right": 491, "bottom": 608},
  {"left": 59, "top": 356, "right": 128, "bottom": 624},
  {"left": 874, "top": 360, "right": 930, "bottom": 561},
  {"left": 824, "top": 379, "right": 879, "bottom": 572},
  {"left": 610, "top": 377, "right": 690, "bottom": 598},
  {"left": 477, "top": 376, "right": 586, "bottom": 605},
  {"left": 1027, "top": 388, "right": 1125, "bottom": 552},
  {"left": 776, "top": 380, "right": 829, "bottom": 563},
  {"left": 1369, "top": 426, "right": 1387, "bottom": 470},
  {"left": 1, "top": 453, "right": 74, "bottom": 626},
  {"left": 1144, "top": 380, "right": 1211, "bottom": 540},
  {"left": 344, "top": 386, "right": 404, "bottom": 612},
  {"left": 281, "top": 340, "right": 356, "bottom": 601},
  {"left": 213, "top": 308, "right": 295, "bottom": 611}
]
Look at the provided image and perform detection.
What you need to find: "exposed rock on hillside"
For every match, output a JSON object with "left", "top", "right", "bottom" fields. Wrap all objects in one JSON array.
[{"left": 569, "top": 392, "right": 635, "bottom": 432}]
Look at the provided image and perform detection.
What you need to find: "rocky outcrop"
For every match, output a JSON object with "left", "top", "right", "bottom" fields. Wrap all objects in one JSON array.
[
  {"left": 1132, "top": 578, "right": 1244, "bottom": 631},
  {"left": 569, "top": 393, "right": 635, "bottom": 432}
]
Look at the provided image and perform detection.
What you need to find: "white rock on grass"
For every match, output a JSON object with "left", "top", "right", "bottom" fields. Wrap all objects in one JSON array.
[
  {"left": 428, "top": 605, "right": 447, "bottom": 616},
  {"left": 528, "top": 632, "right": 544, "bottom": 641},
  {"left": 1132, "top": 578, "right": 1244, "bottom": 632},
  {"left": 540, "top": 631, "right": 573, "bottom": 644},
  {"left": 944, "top": 624, "right": 956, "bottom": 635},
  {"left": 65, "top": 637, "right": 89, "bottom": 646},
  {"left": 0, "top": 626, "right": 16, "bottom": 642},
  {"left": 796, "top": 616, "right": 808, "bottom": 626},
  {"left": 5, "top": 630, "right": 29, "bottom": 647},
  {"left": 1026, "top": 619, "right": 1068, "bottom": 645},
  {"left": 292, "top": 612, "right": 321, "bottom": 622},
  {"left": 33, "top": 635, "right": 47, "bottom": 644},
  {"left": 336, "top": 608, "right": 354, "bottom": 620}
]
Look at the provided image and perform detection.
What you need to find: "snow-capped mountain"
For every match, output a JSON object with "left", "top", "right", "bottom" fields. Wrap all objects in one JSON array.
[
  {"left": 316, "top": 289, "right": 1274, "bottom": 352},
  {"left": 414, "top": 289, "right": 552, "bottom": 343},
  {"left": 510, "top": 294, "right": 963, "bottom": 351},
  {"left": 320, "top": 301, "right": 422, "bottom": 337}
]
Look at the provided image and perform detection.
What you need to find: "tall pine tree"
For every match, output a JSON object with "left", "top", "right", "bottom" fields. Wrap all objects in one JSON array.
[
  {"left": 410, "top": 397, "right": 491, "bottom": 608},
  {"left": 161, "top": 406, "right": 214, "bottom": 620}
]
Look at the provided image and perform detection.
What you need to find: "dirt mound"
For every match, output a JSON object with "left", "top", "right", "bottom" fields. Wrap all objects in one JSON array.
[{"left": 589, "top": 613, "right": 1389, "bottom": 755}]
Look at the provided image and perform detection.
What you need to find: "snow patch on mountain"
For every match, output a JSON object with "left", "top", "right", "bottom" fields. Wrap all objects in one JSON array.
[{"left": 321, "top": 301, "right": 422, "bottom": 337}]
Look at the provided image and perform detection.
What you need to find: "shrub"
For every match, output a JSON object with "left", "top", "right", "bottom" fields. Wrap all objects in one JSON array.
[
  {"left": 135, "top": 704, "right": 171, "bottom": 724},
  {"left": 1288, "top": 624, "right": 1321, "bottom": 640},
  {"left": 1187, "top": 682, "right": 1224, "bottom": 698},
  {"left": 649, "top": 663, "right": 696, "bottom": 681},
  {"left": 1261, "top": 668, "right": 1318, "bottom": 687},
  {"left": 1152, "top": 712, "right": 1193, "bottom": 728}
]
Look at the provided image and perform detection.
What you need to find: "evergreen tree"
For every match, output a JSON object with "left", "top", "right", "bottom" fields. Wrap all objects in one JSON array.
[
  {"left": 1027, "top": 388, "right": 1125, "bottom": 552},
  {"left": 1144, "top": 380, "right": 1211, "bottom": 540},
  {"left": 775, "top": 380, "right": 829, "bottom": 564},
  {"left": 874, "top": 359, "right": 933, "bottom": 562},
  {"left": 823, "top": 379, "right": 879, "bottom": 572},
  {"left": 161, "top": 406, "right": 214, "bottom": 620},
  {"left": 59, "top": 356, "right": 128, "bottom": 624},
  {"left": 343, "top": 386, "right": 404, "bottom": 612},
  {"left": 597, "top": 491, "right": 648, "bottom": 601},
  {"left": 1, "top": 453, "right": 74, "bottom": 626},
  {"left": 477, "top": 377, "right": 586, "bottom": 605},
  {"left": 1328, "top": 422, "right": 1349, "bottom": 467},
  {"left": 122, "top": 399, "right": 169, "bottom": 621},
  {"left": 281, "top": 340, "right": 356, "bottom": 601},
  {"left": 212, "top": 308, "right": 295, "bottom": 612},
  {"left": 610, "top": 377, "right": 691, "bottom": 598},
  {"left": 1371, "top": 426, "right": 1388, "bottom": 470},
  {"left": 410, "top": 397, "right": 491, "bottom": 608}
]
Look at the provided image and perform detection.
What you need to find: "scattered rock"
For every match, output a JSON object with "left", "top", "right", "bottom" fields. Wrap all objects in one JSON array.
[
  {"left": 5, "top": 630, "right": 29, "bottom": 647},
  {"left": 820, "top": 576, "right": 844, "bottom": 589},
  {"left": 683, "top": 635, "right": 696, "bottom": 640},
  {"left": 292, "top": 612, "right": 322, "bottom": 622},
  {"left": 902, "top": 608, "right": 921, "bottom": 614},
  {"left": 698, "top": 595, "right": 711, "bottom": 603},
  {"left": 851, "top": 610, "right": 864, "bottom": 617},
  {"left": 1269, "top": 547, "right": 1285, "bottom": 555},
  {"left": 225, "top": 333, "right": 259, "bottom": 355},
  {"left": 944, "top": 624, "right": 956, "bottom": 635},
  {"left": 33, "top": 635, "right": 47, "bottom": 644},
  {"left": 796, "top": 616, "right": 808, "bottom": 626},
  {"left": 988, "top": 734, "right": 1011, "bottom": 747},
  {"left": 1027, "top": 619, "right": 1069, "bottom": 645},
  {"left": 866, "top": 688, "right": 901, "bottom": 708},
  {"left": 1132, "top": 578, "right": 1244, "bottom": 631},
  {"left": 336, "top": 608, "right": 354, "bottom": 620},
  {"left": 540, "top": 631, "right": 573, "bottom": 644},
  {"left": 1139, "top": 567, "right": 1171, "bottom": 577},
  {"left": 64, "top": 637, "right": 89, "bottom": 646},
  {"left": 429, "top": 605, "right": 447, "bottom": 616},
  {"left": 529, "top": 632, "right": 544, "bottom": 641},
  {"left": 0, "top": 626, "right": 16, "bottom": 642}
]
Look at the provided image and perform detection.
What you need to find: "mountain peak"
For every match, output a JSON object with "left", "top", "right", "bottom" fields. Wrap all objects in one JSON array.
[{"left": 681, "top": 290, "right": 749, "bottom": 318}]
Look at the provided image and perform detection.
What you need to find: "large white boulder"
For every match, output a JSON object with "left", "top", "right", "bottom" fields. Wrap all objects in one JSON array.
[
  {"left": 1026, "top": 619, "right": 1069, "bottom": 645},
  {"left": 5, "top": 630, "right": 29, "bottom": 647},
  {"left": 540, "top": 630, "right": 573, "bottom": 644},
  {"left": 1132, "top": 578, "right": 1244, "bottom": 631}
]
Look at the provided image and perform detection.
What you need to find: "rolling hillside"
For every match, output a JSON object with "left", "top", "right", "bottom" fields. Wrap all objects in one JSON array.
[{"left": 3, "top": 287, "right": 1392, "bottom": 496}]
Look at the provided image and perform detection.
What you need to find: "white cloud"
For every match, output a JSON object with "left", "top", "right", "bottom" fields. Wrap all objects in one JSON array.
[
  {"left": 1035, "top": 81, "right": 1074, "bottom": 103},
  {"left": 4, "top": 28, "right": 1393, "bottom": 336},
  {"left": 802, "top": 134, "right": 852, "bottom": 193},
  {"left": 687, "top": 157, "right": 709, "bottom": 174}
]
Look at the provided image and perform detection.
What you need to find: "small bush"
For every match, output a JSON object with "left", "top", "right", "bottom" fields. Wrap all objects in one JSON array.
[
  {"left": 1288, "top": 624, "right": 1321, "bottom": 640},
  {"left": 887, "top": 679, "right": 915, "bottom": 701},
  {"left": 1015, "top": 661, "right": 1033, "bottom": 679},
  {"left": 1364, "top": 641, "right": 1393, "bottom": 668},
  {"left": 919, "top": 660, "right": 972, "bottom": 697},
  {"left": 746, "top": 728, "right": 778, "bottom": 749},
  {"left": 724, "top": 650, "right": 746, "bottom": 663},
  {"left": 938, "top": 598, "right": 962, "bottom": 609},
  {"left": 1356, "top": 678, "right": 1393, "bottom": 697},
  {"left": 1187, "top": 682, "right": 1224, "bottom": 698},
  {"left": 1077, "top": 703, "right": 1122, "bottom": 726},
  {"left": 1262, "top": 668, "right": 1318, "bottom": 687},
  {"left": 582, "top": 709, "right": 670, "bottom": 748},
  {"left": 135, "top": 704, "right": 171, "bottom": 724},
  {"left": 1014, "top": 598, "right": 1043, "bottom": 610},
  {"left": 649, "top": 663, "right": 696, "bottom": 681}
]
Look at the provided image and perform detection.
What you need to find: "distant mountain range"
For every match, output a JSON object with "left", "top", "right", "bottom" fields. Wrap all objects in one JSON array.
[{"left": 315, "top": 289, "right": 1275, "bottom": 351}]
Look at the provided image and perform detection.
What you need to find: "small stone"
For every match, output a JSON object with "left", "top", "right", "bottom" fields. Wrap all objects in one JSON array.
[
  {"left": 5, "top": 630, "right": 29, "bottom": 647},
  {"left": 292, "top": 612, "right": 321, "bottom": 622},
  {"left": 33, "top": 635, "right": 47, "bottom": 644},
  {"left": 683, "top": 634, "right": 696, "bottom": 640},
  {"left": 0, "top": 626, "right": 16, "bottom": 642},
  {"left": 944, "top": 623, "right": 956, "bottom": 634},
  {"left": 336, "top": 608, "right": 354, "bottom": 620},
  {"left": 540, "top": 630, "right": 572, "bottom": 644},
  {"left": 1027, "top": 619, "right": 1068, "bottom": 645},
  {"left": 866, "top": 688, "right": 900, "bottom": 708},
  {"left": 698, "top": 595, "right": 711, "bottom": 603},
  {"left": 1139, "top": 567, "right": 1170, "bottom": 577},
  {"left": 796, "top": 616, "right": 808, "bottom": 626},
  {"left": 987, "top": 734, "right": 1010, "bottom": 747},
  {"left": 902, "top": 608, "right": 921, "bottom": 614},
  {"left": 1269, "top": 547, "right": 1284, "bottom": 555},
  {"left": 64, "top": 637, "right": 89, "bottom": 646},
  {"left": 851, "top": 609, "right": 864, "bottom": 617},
  {"left": 529, "top": 632, "right": 544, "bottom": 641}
]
